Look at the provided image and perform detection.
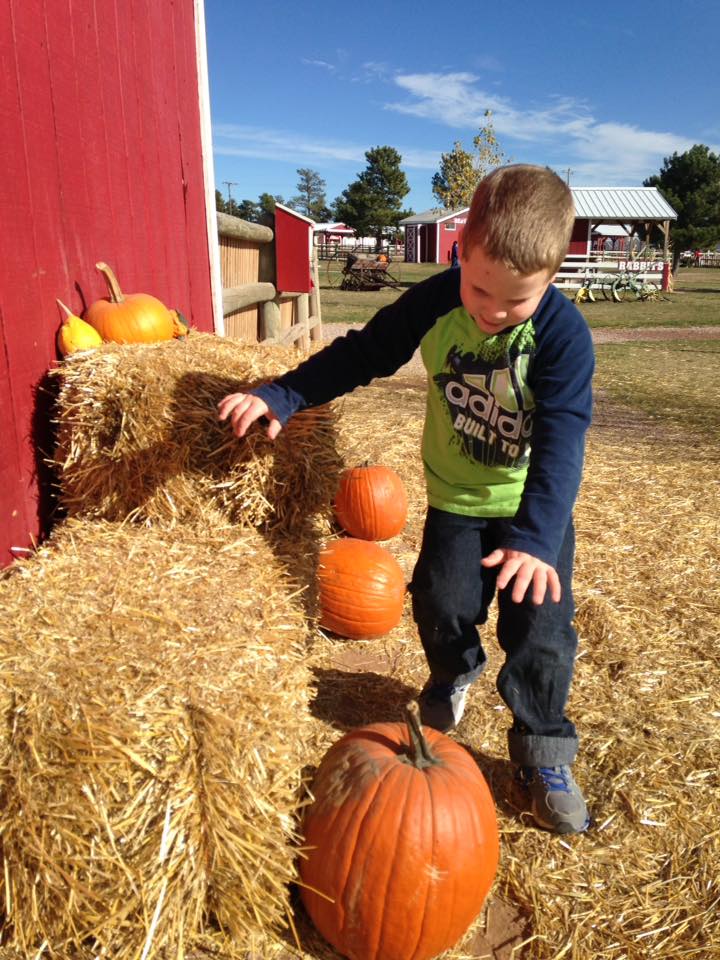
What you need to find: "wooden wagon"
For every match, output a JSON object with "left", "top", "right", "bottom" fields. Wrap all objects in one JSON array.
[{"left": 340, "top": 254, "right": 401, "bottom": 291}]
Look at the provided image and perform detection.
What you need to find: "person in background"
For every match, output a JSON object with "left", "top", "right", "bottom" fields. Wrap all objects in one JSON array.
[
  {"left": 451, "top": 239, "right": 460, "bottom": 268},
  {"left": 218, "top": 165, "right": 594, "bottom": 835}
]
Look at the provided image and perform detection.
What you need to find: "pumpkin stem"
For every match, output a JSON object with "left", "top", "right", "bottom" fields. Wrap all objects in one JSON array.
[
  {"left": 95, "top": 261, "right": 125, "bottom": 303},
  {"left": 56, "top": 299, "right": 74, "bottom": 319},
  {"left": 404, "top": 701, "right": 439, "bottom": 769}
]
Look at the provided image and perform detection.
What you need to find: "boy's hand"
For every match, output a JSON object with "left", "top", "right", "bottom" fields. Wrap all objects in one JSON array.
[
  {"left": 217, "top": 393, "right": 282, "bottom": 440},
  {"left": 482, "top": 549, "right": 561, "bottom": 605}
]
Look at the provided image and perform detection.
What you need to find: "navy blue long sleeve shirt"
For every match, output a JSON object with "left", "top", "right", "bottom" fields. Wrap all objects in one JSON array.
[{"left": 254, "top": 268, "right": 594, "bottom": 566}]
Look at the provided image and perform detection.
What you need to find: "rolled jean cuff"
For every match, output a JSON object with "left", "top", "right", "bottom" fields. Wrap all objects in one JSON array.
[{"left": 507, "top": 731, "right": 578, "bottom": 766}]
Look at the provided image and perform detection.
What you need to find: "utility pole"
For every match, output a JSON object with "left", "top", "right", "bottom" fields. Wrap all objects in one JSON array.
[
  {"left": 565, "top": 168, "right": 573, "bottom": 185},
  {"left": 222, "top": 181, "right": 239, "bottom": 201}
]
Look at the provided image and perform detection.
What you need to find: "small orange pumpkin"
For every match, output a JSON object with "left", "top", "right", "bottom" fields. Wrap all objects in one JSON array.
[
  {"left": 334, "top": 463, "right": 408, "bottom": 541},
  {"left": 86, "top": 262, "right": 175, "bottom": 344},
  {"left": 299, "top": 702, "right": 500, "bottom": 960},
  {"left": 317, "top": 538, "right": 405, "bottom": 639}
]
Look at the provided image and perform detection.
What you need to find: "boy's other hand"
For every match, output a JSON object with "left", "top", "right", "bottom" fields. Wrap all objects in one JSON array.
[
  {"left": 482, "top": 549, "right": 561, "bottom": 605},
  {"left": 217, "top": 393, "right": 282, "bottom": 440}
]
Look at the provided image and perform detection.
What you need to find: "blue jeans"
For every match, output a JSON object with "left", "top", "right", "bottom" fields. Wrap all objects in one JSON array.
[{"left": 409, "top": 507, "right": 579, "bottom": 767}]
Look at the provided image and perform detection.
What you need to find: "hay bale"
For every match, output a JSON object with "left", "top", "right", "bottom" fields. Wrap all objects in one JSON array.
[
  {"left": 0, "top": 519, "right": 312, "bottom": 959},
  {"left": 50, "top": 333, "right": 342, "bottom": 531}
]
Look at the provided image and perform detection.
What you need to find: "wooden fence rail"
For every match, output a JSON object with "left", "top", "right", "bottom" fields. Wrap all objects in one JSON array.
[
  {"left": 554, "top": 253, "right": 670, "bottom": 291},
  {"left": 217, "top": 211, "right": 322, "bottom": 349}
]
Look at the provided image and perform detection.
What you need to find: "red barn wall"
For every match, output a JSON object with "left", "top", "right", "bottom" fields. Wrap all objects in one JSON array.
[
  {"left": 0, "top": 0, "right": 215, "bottom": 566},
  {"left": 439, "top": 216, "right": 467, "bottom": 264},
  {"left": 568, "top": 219, "right": 591, "bottom": 256}
]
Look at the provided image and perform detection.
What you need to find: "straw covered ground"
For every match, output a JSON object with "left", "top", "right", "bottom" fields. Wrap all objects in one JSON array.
[
  {"left": 284, "top": 376, "right": 719, "bottom": 960},
  {"left": 1, "top": 331, "right": 718, "bottom": 959}
]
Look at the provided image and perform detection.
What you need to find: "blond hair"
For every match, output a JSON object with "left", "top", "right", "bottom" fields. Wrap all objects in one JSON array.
[{"left": 462, "top": 164, "right": 575, "bottom": 275}]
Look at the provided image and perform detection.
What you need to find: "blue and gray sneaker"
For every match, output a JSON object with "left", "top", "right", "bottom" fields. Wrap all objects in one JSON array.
[
  {"left": 417, "top": 678, "right": 471, "bottom": 733},
  {"left": 518, "top": 765, "right": 590, "bottom": 834}
]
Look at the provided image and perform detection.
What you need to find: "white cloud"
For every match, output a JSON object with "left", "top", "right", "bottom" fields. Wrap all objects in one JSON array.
[
  {"left": 388, "top": 73, "right": 593, "bottom": 141},
  {"left": 386, "top": 72, "right": 698, "bottom": 184},
  {"left": 214, "top": 124, "right": 363, "bottom": 163},
  {"left": 301, "top": 58, "right": 336, "bottom": 72},
  {"left": 213, "top": 124, "right": 440, "bottom": 170},
  {"left": 568, "top": 123, "right": 697, "bottom": 184}
]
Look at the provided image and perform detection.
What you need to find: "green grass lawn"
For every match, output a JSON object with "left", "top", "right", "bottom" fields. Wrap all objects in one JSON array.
[
  {"left": 319, "top": 261, "right": 445, "bottom": 325},
  {"left": 569, "top": 267, "right": 720, "bottom": 329},
  {"left": 594, "top": 339, "right": 720, "bottom": 439},
  {"left": 319, "top": 262, "right": 720, "bottom": 331}
]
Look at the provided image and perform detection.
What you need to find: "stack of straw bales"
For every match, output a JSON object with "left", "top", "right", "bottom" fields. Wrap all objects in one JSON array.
[
  {"left": 50, "top": 333, "right": 342, "bottom": 531},
  {"left": 0, "top": 519, "right": 312, "bottom": 959},
  {"left": 0, "top": 333, "right": 348, "bottom": 958}
]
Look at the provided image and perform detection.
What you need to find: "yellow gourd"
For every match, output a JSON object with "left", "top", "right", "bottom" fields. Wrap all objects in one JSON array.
[{"left": 56, "top": 299, "right": 103, "bottom": 356}]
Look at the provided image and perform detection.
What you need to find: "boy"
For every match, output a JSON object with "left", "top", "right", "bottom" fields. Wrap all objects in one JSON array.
[{"left": 218, "top": 165, "right": 594, "bottom": 834}]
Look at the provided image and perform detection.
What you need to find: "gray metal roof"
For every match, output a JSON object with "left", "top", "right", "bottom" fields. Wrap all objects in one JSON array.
[
  {"left": 399, "top": 188, "right": 676, "bottom": 226},
  {"left": 571, "top": 187, "right": 677, "bottom": 221},
  {"left": 399, "top": 207, "right": 469, "bottom": 225}
]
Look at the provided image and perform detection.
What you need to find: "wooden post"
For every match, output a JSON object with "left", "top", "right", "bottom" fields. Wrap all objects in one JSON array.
[
  {"left": 661, "top": 261, "right": 672, "bottom": 292},
  {"left": 261, "top": 298, "right": 282, "bottom": 341},
  {"left": 297, "top": 293, "right": 310, "bottom": 353},
  {"left": 309, "top": 252, "right": 323, "bottom": 342}
]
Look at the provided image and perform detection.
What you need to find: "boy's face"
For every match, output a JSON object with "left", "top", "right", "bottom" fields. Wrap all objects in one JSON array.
[{"left": 459, "top": 242, "right": 552, "bottom": 335}]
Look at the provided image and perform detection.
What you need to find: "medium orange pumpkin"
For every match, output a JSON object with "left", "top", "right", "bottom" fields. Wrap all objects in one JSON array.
[
  {"left": 318, "top": 538, "right": 405, "bottom": 639},
  {"left": 299, "top": 702, "right": 500, "bottom": 960},
  {"left": 334, "top": 463, "right": 408, "bottom": 540},
  {"left": 86, "top": 262, "right": 175, "bottom": 344}
]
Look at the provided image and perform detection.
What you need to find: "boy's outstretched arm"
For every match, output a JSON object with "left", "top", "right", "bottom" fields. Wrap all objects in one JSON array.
[
  {"left": 481, "top": 548, "right": 561, "bottom": 605},
  {"left": 217, "top": 393, "right": 282, "bottom": 439}
]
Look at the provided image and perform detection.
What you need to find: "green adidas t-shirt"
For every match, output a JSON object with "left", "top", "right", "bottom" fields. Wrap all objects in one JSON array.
[
  {"left": 420, "top": 305, "right": 536, "bottom": 517},
  {"left": 256, "top": 269, "right": 594, "bottom": 564}
]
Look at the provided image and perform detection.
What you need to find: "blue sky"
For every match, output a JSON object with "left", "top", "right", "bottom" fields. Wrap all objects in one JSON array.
[{"left": 205, "top": 0, "right": 719, "bottom": 215}]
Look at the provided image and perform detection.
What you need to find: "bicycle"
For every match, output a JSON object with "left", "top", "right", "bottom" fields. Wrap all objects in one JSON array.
[
  {"left": 611, "top": 270, "right": 659, "bottom": 302},
  {"left": 574, "top": 269, "right": 617, "bottom": 303},
  {"left": 574, "top": 271, "right": 597, "bottom": 304}
]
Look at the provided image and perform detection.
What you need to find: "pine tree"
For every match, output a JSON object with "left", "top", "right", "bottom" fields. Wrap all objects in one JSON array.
[
  {"left": 334, "top": 147, "right": 410, "bottom": 249},
  {"left": 644, "top": 145, "right": 720, "bottom": 271},
  {"left": 290, "top": 168, "right": 332, "bottom": 221}
]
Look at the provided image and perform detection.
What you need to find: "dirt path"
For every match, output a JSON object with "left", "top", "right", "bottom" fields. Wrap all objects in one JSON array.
[
  {"left": 590, "top": 325, "right": 720, "bottom": 342},
  {"left": 322, "top": 323, "right": 720, "bottom": 378}
]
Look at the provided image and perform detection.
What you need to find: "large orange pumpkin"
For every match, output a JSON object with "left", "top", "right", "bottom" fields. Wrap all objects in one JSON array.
[
  {"left": 299, "top": 702, "right": 500, "bottom": 960},
  {"left": 86, "top": 262, "right": 175, "bottom": 344},
  {"left": 318, "top": 538, "right": 405, "bottom": 639},
  {"left": 334, "top": 463, "right": 408, "bottom": 541}
]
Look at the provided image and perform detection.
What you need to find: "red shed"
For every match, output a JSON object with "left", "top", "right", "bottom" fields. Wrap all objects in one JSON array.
[
  {"left": 0, "top": 0, "right": 220, "bottom": 567},
  {"left": 400, "top": 208, "right": 469, "bottom": 263},
  {"left": 274, "top": 204, "right": 314, "bottom": 293}
]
